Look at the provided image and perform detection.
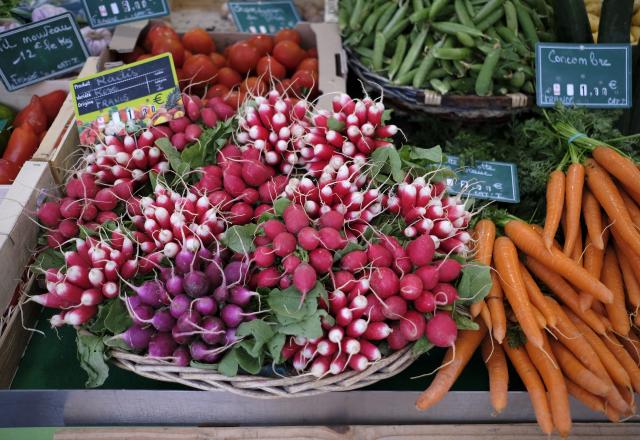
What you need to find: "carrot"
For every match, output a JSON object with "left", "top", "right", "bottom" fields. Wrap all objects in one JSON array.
[
  {"left": 531, "top": 306, "right": 547, "bottom": 329},
  {"left": 578, "top": 234, "right": 607, "bottom": 311},
  {"left": 564, "top": 378, "right": 606, "bottom": 415},
  {"left": 620, "top": 329, "right": 640, "bottom": 365},
  {"left": 470, "top": 301, "right": 485, "bottom": 319},
  {"left": 610, "top": 225, "right": 640, "bottom": 278},
  {"left": 569, "top": 222, "right": 583, "bottom": 265},
  {"left": 601, "top": 247, "right": 631, "bottom": 336},
  {"left": 615, "top": 384, "right": 635, "bottom": 414},
  {"left": 582, "top": 190, "right": 604, "bottom": 250},
  {"left": 470, "top": 220, "right": 496, "bottom": 319},
  {"left": 525, "top": 333, "right": 572, "bottom": 438},
  {"left": 481, "top": 337, "right": 508, "bottom": 414},
  {"left": 504, "top": 220, "right": 614, "bottom": 304},
  {"left": 563, "top": 163, "right": 585, "bottom": 256},
  {"left": 592, "top": 146, "right": 640, "bottom": 205},
  {"left": 563, "top": 308, "right": 632, "bottom": 390},
  {"left": 602, "top": 332, "right": 640, "bottom": 394},
  {"left": 415, "top": 321, "right": 488, "bottom": 411},
  {"left": 549, "top": 339, "right": 610, "bottom": 397},
  {"left": 617, "top": 250, "right": 640, "bottom": 310},
  {"left": 619, "top": 189, "right": 640, "bottom": 229},
  {"left": 519, "top": 262, "right": 557, "bottom": 328},
  {"left": 493, "top": 237, "right": 544, "bottom": 349},
  {"left": 503, "top": 343, "right": 554, "bottom": 435},
  {"left": 584, "top": 159, "right": 640, "bottom": 257},
  {"left": 551, "top": 302, "right": 631, "bottom": 414},
  {"left": 524, "top": 258, "right": 606, "bottom": 336},
  {"left": 486, "top": 272, "right": 507, "bottom": 344},
  {"left": 543, "top": 170, "right": 566, "bottom": 250},
  {"left": 478, "top": 301, "right": 492, "bottom": 333}
]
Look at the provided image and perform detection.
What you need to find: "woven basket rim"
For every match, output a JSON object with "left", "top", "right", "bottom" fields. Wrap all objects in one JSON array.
[
  {"left": 345, "top": 48, "right": 534, "bottom": 118},
  {"left": 109, "top": 345, "right": 418, "bottom": 398}
]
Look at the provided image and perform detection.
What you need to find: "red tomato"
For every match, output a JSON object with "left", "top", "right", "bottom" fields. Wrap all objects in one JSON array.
[
  {"left": 14, "top": 96, "right": 48, "bottom": 134},
  {"left": 272, "top": 41, "right": 305, "bottom": 70},
  {"left": 182, "top": 54, "right": 219, "bottom": 85},
  {"left": 3, "top": 125, "right": 39, "bottom": 166},
  {"left": 241, "top": 77, "right": 267, "bottom": 95},
  {"left": 246, "top": 35, "right": 274, "bottom": 56},
  {"left": 151, "top": 38, "right": 185, "bottom": 67},
  {"left": 307, "top": 47, "right": 318, "bottom": 58},
  {"left": 256, "top": 55, "right": 286, "bottom": 80},
  {"left": 209, "top": 52, "right": 227, "bottom": 68},
  {"left": 290, "top": 70, "right": 318, "bottom": 97},
  {"left": 182, "top": 28, "right": 216, "bottom": 54},
  {"left": 216, "top": 67, "right": 242, "bottom": 89},
  {"left": 227, "top": 42, "right": 260, "bottom": 74},
  {"left": 274, "top": 29, "right": 301, "bottom": 45},
  {"left": 0, "top": 159, "right": 19, "bottom": 184},
  {"left": 275, "top": 79, "right": 292, "bottom": 97},
  {"left": 144, "top": 25, "right": 179, "bottom": 51},
  {"left": 224, "top": 90, "right": 246, "bottom": 110},
  {"left": 297, "top": 57, "right": 318, "bottom": 73},
  {"left": 206, "top": 84, "right": 230, "bottom": 99}
]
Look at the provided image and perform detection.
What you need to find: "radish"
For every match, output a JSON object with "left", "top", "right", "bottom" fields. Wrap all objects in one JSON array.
[
  {"left": 333, "top": 271, "right": 356, "bottom": 291},
  {"left": 363, "top": 322, "right": 392, "bottom": 340},
  {"left": 262, "top": 219, "right": 287, "bottom": 240},
  {"left": 348, "top": 353, "right": 369, "bottom": 372},
  {"left": 132, "top": 280, "right": 170, "bottom": 307},
  {"left": 229, "top": 286, "right": 257, "bottom": 307},
  {"left": 241, "top": 160, "right": 272, "bottom": 187},
  {"left": 437, "top": 259, "right": 462, "bottom": 282},
  {"left": 172, "top": 347, "right": 191, "bottom": 366},
  {"left": 220, "top": 304, "right": 248, "bottom": 328},
  {"left": 59, "top": 198, "right": 82, "bottom": 219},
  {"left": 224, "top": 260, "right": 249, "bottom": 284},
  {"left": 112, "top": 325, "right": 154, "bottom": 351},
  {"left": 170, "top": 294, "right": 191, "bottom": 319},
  {"left": 254, "top": 267, "right": 281, "bottom": 287},
  {"left": 329, "top": 289, "right": 347, "bottom": 311},
  {"left": 369, "top": 267, "right": 399, "bottom": 299},
  {"left": 433, "top": 283, "right": 458, "bottom": 305},
  {"left": 399, "top": 311, "right": 426, "bottom": 341},
  {"left": 272, "top": 232, "right": 296, "bottom": 257},
  {"left": 367, "top": 243, "right": 393, "bottom": 267},
  {"left": 37, "top": 201, "right": 61, "bottom": 227},
  {"left": 340, "top": 250, "right": 367, "bottom": 272},
  {"left": 94, "top": 188, "right": 118, "bottom": 211},
  {"left": 388, "top": 324, "right": 409, "bottom": 350},
  {"left": 318, "top": 227, "right": 346, "bottom": 250},
  {"left": 283, "top": 204, "right": 309, "bottom": 234},
  {"left": 297, "top": 226, "right": 320, "bottom": 250},
  {"left": 64, "top": 305, "right": 97, "bottom": 326},
  {"left": 335, "top": 307, "right": 353, "bottom": 327},
  {"left": 341, "top": 337, "right": 361, "bottom": 355},
  {"left": 309, "top": 248, "right": 333, "bottom": 273},
  {"left": 254, "top": 245, "right": 275, "bottom": 267},
  {"left": 415, "top": 265, "right": 439, "bottom": 290},
  {"left": 310, "top": 356, "right": 331, "bottom": 377},
  {"left": 148, "top": 332, "right": 177, "bottom": 358},
  {"left": 399, "top": 274, "right": 423, "bottom": 301},
  {"left": 382, "top": 296, "right": 408, "bottom": 320},
  {"left": 183, "top": 271, "right": 210, "bottom": 298},
  {"left": 406, "top": 234, "right": 435, "bottom": 267},
  {"left": 359, "top": 339, "right": 382, "bottom": 362},
  {"left": 293, "top": 263, "right": 316, "bottom": 297},
  {"left": 426, "top": 312, "right": 458, "bottom": 348},
  {"left": 201, "top": 317, "right": 226, "bottom": 345},
  {"left": 346, "top": 318, "right": 368, "bottom": 337}
]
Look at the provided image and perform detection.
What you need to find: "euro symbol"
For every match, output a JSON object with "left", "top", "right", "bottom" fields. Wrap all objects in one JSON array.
[
  {"left": 609, "top": 80, "right": 617, "bottom": 90},
  {"left": 153, "top": 94, "right": 164, "bottom": 104}
]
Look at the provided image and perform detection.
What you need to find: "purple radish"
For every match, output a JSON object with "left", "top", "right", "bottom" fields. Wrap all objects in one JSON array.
[
  {"left": 189, "top": 341, "right": 223, "bottom": 363},
  {"left": 194, "top": 296, "right": 217, "bottom": 315},
  {"left": 166, "top": 274, "right": 184, "bottom": 296},
  {"left": 183, "top": 270, "right": 210, "bottom": 298},
  {"left": 220, "top": 304, "right": 248, "bottom": 328},
  {"left": 224, "top": 328, "right": 237, "bottom": 345},
  {"left": 201, "top": 316, "right": 226, "bottom": 345},
  {"left": 176, "top": 310, "right": 201, "bottom": 333},
  {"left": 205, "top": 260, "right": 224, "bottom": 287},
  {"left": 148, "top": 332, "right": 177, "bottom": 358},
  {"left": 172, "top": 346, "right": 191, "bottom": 366},
  {"left": 176, "top": 250, "right": 196, "bottom": 274},
  {"left": 224, "top": 260, "right": 248, "bottom": 284},
  {"left": 112, "top": 325, "right": 154, "bottom": 351},
  {"left": 170, "top": 294, "right": 191, "bottom": 319},
  {"left": 229, "top": 286, "right": 257, "bottom": 307},
  {"left": 135, "top": 280, "right": 170, "bottom": 307},
  {"left": 213, "top": 285, "right": 228, "bottom": 302},
  {"left": 151, "top": 309, "right": 176, "bottom": 332},
  {"left": 172, "top": 325, "right": 193, "bottom": 345},
  {"left": 130, "top": 304, "right": 154, "bottom": 325}
]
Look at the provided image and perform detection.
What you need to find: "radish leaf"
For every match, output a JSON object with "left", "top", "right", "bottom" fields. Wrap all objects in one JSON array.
[
  {"left": 412, "top": 337, "right": 434, "bottom": 356},
  {"left": 222, "top": 224, "right": 258, "bottom": 254},
  {"left": 456, "top": 264, "right": 492, "bottom": 304},
  {"left": 76, "top": 331, "right": 109, "bottom": 388},
  {"left": 452, "top": 310, "right": 479, "bottom": 331}
]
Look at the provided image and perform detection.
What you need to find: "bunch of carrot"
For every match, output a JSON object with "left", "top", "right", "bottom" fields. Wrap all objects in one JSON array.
[{"left": 415, "top": 143, "right": 640, "bottom": 438}]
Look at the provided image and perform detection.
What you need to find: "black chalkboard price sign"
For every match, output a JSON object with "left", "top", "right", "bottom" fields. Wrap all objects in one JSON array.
[
  {"left": 82, "top": 0, "right": 170, "bottom": 29},
  {"left": 0, "top": 13, "right": 89, "bottom": 91}
]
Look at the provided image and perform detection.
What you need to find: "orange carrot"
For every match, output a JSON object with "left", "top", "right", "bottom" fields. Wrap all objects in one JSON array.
[
  {"left": 543, "top": 169, "right": 566, "bottom": 250},
  {"left": 525, "top": 333, "right": 572, "bottom": 438},
  {"left": 504, "top": 220, "right": 614, "bottom": 304},
  {"left": 470, "top": 220, "right": 496, "bottom": 319},
  {"left": 563, "top": 163, "right": 585, "bottom": 256},
  {"left": 415, "top": 321, "right": 488, "bottom": 411},
  {"left": 503, "top": 343, "right": 554, "bottom": 435},
  {"left": 582, "top": 190, "right": 604, "bottom": 250},
  {"left": 486, "top": 272, "right": 507, "bottom": 344},
  {"left": 550, "top": 339, "right": 610, "bottom": 397},
  {"left": 602, "top": 332, "right": 640, "bottom": 394},
  {"left": 493, "top": 237, "right": 544, "bottom": 349},
  {"left": 584, "top": 159, "right": 640, "bottom": 257},
  {"left": 570, "top": 222, "right": 583, "bottom": 265},
  {"left": 481, "top": 337, "right": 508, "bottom": 414},
  {"left": 524, "top": 258, "right": 606, "bottom": 336},
  {"left": 620, "top": 329, "right": 640, "bottom": 365},
  {"left": 617, "top": 250, "right": 640, "bottom": 310},
  {"left": 519, "top": 263, "right": 557, "bottom": 328},
  {"left": 610, "top": 225, "right": 640, "bottom": 277},
  {"left": 619, "top": 189, "right": 640, "bottom": 229},
  {"left": 478, "top": 302, "right": 492, "bottom": 333},
  {"left": 615, "top": 384, "right": 635, "bottom": 414},
  {"left": 601, "top": 247, "right": 631, "bottom": 336},
  {"left": 592, "top": 146, "right": 640, "bottom": 205},
  {"left": 531, "top": 306, "right": 547, "bottom": 329},
  {"left": 564, "top": 378, "right": 607, "bottom": 415},
  {"left": 578, "top": 233, "right": 607, "bottom": 311}
]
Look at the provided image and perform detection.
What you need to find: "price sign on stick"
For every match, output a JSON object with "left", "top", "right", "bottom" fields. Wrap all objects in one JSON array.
[
  {"left": 445, "top": 156, "right": 520, "bottom": 203},
  {"left": 229, "top": 1, "right": 301, "bottom": 34},
  {"left": 0, "top": 13, "right": 88, "bottom": 91},
  {"left": 536, "top": 43, "right": 632, "bottom": 108},
  {"left": 82, "top": 0, "right": 170, "bottom": 29},
  {"left": 70, "top": 53, "right": 183, "bottom": 135}
]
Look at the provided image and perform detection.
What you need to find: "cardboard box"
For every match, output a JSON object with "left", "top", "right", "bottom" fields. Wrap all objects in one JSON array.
[{"left": 0, "top": 161, "right": 56, "bottom": 316}]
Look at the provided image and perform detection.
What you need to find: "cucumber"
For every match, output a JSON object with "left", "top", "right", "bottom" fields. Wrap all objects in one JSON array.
[
  {"left": 598, "top": 0, "right": 633, "bottom": 43},
  {"left": 553, "top": 0, "right": 594, "bottom": 43}
]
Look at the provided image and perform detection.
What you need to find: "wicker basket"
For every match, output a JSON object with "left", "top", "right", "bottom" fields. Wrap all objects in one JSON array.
[
  {"left": 347, "top": 48, "right": 534, "bottom": 120},
  {"left": 110, "top": 345, "right": 417, "bottom": 398}
]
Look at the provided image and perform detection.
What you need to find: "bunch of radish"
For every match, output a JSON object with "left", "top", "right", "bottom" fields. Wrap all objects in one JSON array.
[
  {"left": 112, "top": 247, "right": 257, "bottom": 365},
  {"left": 384, "top": 177, "right": 473, "bottom": 255}
]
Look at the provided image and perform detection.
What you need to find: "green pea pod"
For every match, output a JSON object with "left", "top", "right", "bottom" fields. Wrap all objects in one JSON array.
[
  {"left": 345, "top": 31, "right": 364, "bottom": 46},
  {"left": 412, "top": 0, "right": 424, "bottom": 11},
  {"left": 429, "top": 0, "right": 449, "bottom": 20},
  {"left": 510, "top": 71, "right": 526, "bottom": 88},
  {"left": 473, "top": 0, "right": 504, "bottom": 23},
  {"left": 354, "top": 47, "right": 375, "bottom": 59},
  {"left": 383, "top": 18, "right": 410, "bottom": 41},
  {"left": 430, "top": 78, "right": 451, "bottom": 94},
  {"left": 475, "top": 45, "right": 502, "bottom": 96},
  {"left": 409, "top": 6, "right": 431, "bottom": 23},
  {"left": 451, "top": 77, "right": 475, "bottom": 93},
  {"left": 372, "top": 32, "right": 387, "bottom": 71},
  {"left": 453, "top": 60, "right": 468, "bottom": 77},
  {"left": 504, "top": 1, "right": 518, "bottom": 35},
  {"left": 495, "top": 26, "right": 530, "bottom": 57},
  {"left": 432, "top": 47, "right": 472, "bottom": 60},
  {"left": 339, "top": 3, "right": 350, "bottom": 31},
  {"left": 413, "top": 37, "right": 446, "bottom": 87},
  {"left": 500, "top": 48, "right": 521, "bottom": 62},
  {"left": 394, "top": 68, "right": 419, "bottom": 85},
  {"left": 361, "top": 33, "right": 375, "bottom": 48},
  {"left": 455, "top": 0, "right": 475, "bottom": 27},
  {"left": 476, "top": 8, "right": 505, "bottom": 31},
  {"left": 397, "top": 28, "right": 429, "bottom": 78},
  {"left": 389, "top": 35, "right": 408, "bottom": 80},
  {"left": 513, "top": 0, "right": 538, "bottom": 46},
  {"left": 456, "top": 31, "right": 476, "bottom": 47},
  {"left": 427, "top": 67, "right": 448, "bottom": 79},
  {"left": 376, "top": 2, "right": 398, "bottom": 32},
  {"left": 383, "top": 2, "right": 409, "bottom": 34},
  {"left": 350, "top": 0, "right": 365, "bottom": 31},
  {"left": 464, "top": 0, "right": 476, "bottom": 16},
  {"left": 486, "top": 27, "right": 503, "bottom": 43},
  {"left": 363, "top": 2, "right": 393, "bottom": 35},
  {"left": 522, "top": 81, "right": 535, "bottom": 94},
  {"left": 432, "top": 21, "right": 484, "bottom": 38}
]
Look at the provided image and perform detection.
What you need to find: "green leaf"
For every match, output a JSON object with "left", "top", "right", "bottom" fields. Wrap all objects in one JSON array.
[
  {"left": 453, "top": 311, "right": 480, "bottom": 331},
  {"left": 412, "top": 336, "right": 434, "bottom": 356},
  {"left": 33, "top": 248, "right": 65, "bottom": 273},
  {"left": 103, "top": 335, "right": 130, "bottom": 351},
  {"left": 507, "top": 326, "right": 527, "bottom": 348},
  {"left": 181, "top": 141, "right": 206, "bottom": 168},
  {"left": 278, "top": 311, "right": 324, "bottom": 339},
  {"left": 155, "top": 137, "right": 190, "bottom": 177},
  {"left": 456, "top": 264, "right": 492, "bottom": 304},
  {"left": 149, "top": 171, "right": 158, "bottom": 190},
  {"left": 76, "top": 331, "right": 109, "bottom": 388},
  {"left": 327, "top": 117, "right": 345, "bottom": 132},
  {"left": 88, "top": 302, "right": 110, "bottom": 334},
  {"left": 236, "top": 319, "right": 275, "bottom": 356},
  {"left": 408, "top": 145, "right": 443, "bottom": 163},
  {"left": 79, "top": 225, "right": 98, "bottom": 239},
  {"left": 369, "top": 146, "right": 405, "bottom": 183},
  {"left": 218, "top": 349, "right": 239, "bottom": 377},
  {"left": 104, "top": 299, "right": 133, "bottom": 334},
  {"left": 236, "top": 346, "right": 263, "bottom": 374},
  {"left": 221, "top": 224, "right": 258, "bottom": 254},
  {"left": 382, "top": 109, "right": 393, "bottom": 124},
  {"left": 267, "top": 333, "right": 286, "bottom": 364},
  {"left": 273, "top": 198, "right": 291, "bottom": 216},
  {"left": 189, "top": 361, "right": 219, "bottom": 370}
]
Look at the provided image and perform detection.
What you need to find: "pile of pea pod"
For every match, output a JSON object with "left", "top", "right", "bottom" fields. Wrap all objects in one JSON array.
[{"left": 340, "top": 0, "right": 555, "bottom": 96}]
